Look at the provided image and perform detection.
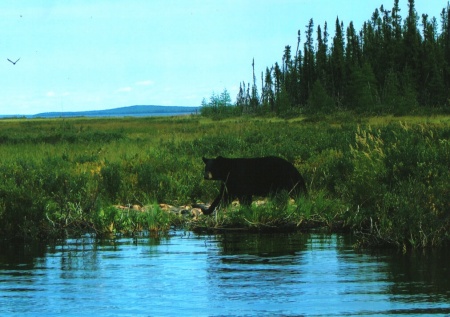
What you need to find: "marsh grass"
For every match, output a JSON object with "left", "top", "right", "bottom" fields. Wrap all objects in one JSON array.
[{"left": 0, "top": 114, "right": 449, "bottom": 248}]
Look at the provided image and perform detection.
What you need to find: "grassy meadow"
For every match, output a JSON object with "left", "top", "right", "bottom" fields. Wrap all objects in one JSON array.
[{"left": 0, "top": 113, "right": 449, "bottom": 248}]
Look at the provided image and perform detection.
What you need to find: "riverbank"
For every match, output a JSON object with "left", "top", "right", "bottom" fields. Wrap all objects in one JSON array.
[{"left": 0, "top": 113, "right": 449, "bottom": 248}]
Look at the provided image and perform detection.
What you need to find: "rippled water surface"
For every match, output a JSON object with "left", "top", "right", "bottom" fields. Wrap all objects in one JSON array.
[{"left": 1, "top": 232, "right": 450, "bottom": 316}]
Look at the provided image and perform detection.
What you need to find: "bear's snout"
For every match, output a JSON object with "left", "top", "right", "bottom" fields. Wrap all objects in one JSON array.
[{"left": 204, "top": 171, "right": 213, "bottom": 179}]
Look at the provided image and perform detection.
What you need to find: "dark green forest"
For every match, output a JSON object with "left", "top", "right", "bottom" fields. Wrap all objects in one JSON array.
[{"left": 202, "top": 0, "right": 450, "bottom": 117}]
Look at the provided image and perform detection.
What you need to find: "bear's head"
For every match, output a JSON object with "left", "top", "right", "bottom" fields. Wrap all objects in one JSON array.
[{"left": 202, "top": 156, "right": 227, "bottom": 181}]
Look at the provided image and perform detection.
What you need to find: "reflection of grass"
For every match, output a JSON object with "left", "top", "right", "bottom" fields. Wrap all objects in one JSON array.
[{"left": 0, "top": 114, "right": 449, "bottom": 248}]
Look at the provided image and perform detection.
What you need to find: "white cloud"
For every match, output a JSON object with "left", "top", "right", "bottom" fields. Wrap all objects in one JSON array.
[
  {"left": 117, "top": 86, "right": 132, "bottom": 93},
  {"left": 136, "top": 80, "right": 154, "bottom": 86},
  {"left": 45, "top": 91, "right": 71, "bottom": 98}
]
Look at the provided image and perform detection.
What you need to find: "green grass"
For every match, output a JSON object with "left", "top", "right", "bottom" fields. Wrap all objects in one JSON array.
[{"left": 0, "top": 114, "right": 449, "bottom": 248}]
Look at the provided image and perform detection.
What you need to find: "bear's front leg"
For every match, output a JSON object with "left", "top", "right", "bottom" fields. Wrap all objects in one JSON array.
[
  {"left": 238, "top": 195, "right": 252, "bottom": 207},
  {"left": 202, "top": 183, "right": 229, "bottom": 215}
]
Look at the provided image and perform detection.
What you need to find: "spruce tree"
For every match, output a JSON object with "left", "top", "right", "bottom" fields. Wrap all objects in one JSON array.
[
  {"left": 382, "top": 69, "right": 401, "bottom": 111},
  {"left": 316, "top": 23, "right": 329, "bottom": 87},
  {"left": 330, "top": 17, "right": 345, "bottom": 106},
  {"left": 250, "top": 58, "right": 260, "bottom": 111},
  {"left": 301, "top": 18, "right": 316, "bottom": 103},
  {"left": 345, "top": 21, "right": 361, "bottom": 69},
  {"left": 420, "top": 14, "right": 446, "bottom": 106},
  {"left": 403, "top": 0, "right": 421, "bottom": 87},
  {"left": 224, "top": 0, "right": 450, "bottom": 116},
  {"left": 262, "top": 67, "right": 275, "bottom": 111},
  {"left": 345, "top": 63, "right": 378, "bottom": 111},
  {"left": 440, "top": 3, "right": 450, "bottom": 104},
  {"left": 308, "top": 80, "right": 334, "bottom": 112}
]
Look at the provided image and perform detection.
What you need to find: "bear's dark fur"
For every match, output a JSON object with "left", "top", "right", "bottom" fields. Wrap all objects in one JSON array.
[{"left": 199, "top": 156, "right": 307, "bottom": 215}]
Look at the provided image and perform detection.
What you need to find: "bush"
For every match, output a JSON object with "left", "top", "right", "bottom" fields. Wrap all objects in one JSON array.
[{"left": 346, "top": 122, "right": 450, "bottom": 248}]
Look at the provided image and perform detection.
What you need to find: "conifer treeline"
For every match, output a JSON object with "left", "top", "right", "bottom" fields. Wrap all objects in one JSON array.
[{"left": 218, "top": 0, "right": 450, "bottom": 116}]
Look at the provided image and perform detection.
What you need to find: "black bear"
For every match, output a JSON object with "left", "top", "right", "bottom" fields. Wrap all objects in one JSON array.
[{"left": 198, "top": 156, "right": 307, "bottom": 215}]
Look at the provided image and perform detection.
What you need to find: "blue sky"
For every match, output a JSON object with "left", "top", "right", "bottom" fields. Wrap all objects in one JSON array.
[{"left": 0, "top": 0, "right": 446, "bottom": 115}]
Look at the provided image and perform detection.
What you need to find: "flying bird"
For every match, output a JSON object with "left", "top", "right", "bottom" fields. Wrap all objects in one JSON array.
[{"left": 7, "top": 58, "right": 20, "bottom": 65}]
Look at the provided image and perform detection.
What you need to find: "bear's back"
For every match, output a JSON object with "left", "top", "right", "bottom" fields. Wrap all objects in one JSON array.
[{"left": 224, "top": 156, "right": 305, "bottom": 195}]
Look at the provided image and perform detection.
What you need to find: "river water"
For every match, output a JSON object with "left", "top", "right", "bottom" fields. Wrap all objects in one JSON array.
[{"left": 1, "top": 232, "right": 449, "bottom": 316}]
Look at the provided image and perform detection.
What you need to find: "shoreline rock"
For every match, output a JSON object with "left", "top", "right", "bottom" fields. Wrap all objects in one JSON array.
[
  {"left": 113, "top": 203, "right": 207, "bottom": 218},
  {"left": 114, "top": 199, "right": 282, "bottom": 218}
]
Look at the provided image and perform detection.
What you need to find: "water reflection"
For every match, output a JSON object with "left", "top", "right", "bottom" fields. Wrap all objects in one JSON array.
[
  {"left": 207, "top": 234, "right": 391, "bottom": 316},
  {"left": 385, "top": 248, "right": 450, "bottom": 310},
  {"left": 1, "top": 232, "right": 450, "bottom": 316}
]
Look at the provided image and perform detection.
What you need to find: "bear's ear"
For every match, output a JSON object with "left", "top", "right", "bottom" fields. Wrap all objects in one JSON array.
[
  {"left": 202, "top": 157, "right": 208, "bottom": 163},
  {"left": 216, "top": 156, "right": 224, "bottom": 160}
]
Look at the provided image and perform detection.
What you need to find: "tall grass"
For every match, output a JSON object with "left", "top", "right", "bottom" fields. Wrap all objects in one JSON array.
[{"left": 0, "top": 115, "right": 449, "bottom": 248}]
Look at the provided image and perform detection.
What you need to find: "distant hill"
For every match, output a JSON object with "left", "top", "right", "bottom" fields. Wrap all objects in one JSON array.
[{"left": 29, "top": 105, "right": 199, "bottom": 118}]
